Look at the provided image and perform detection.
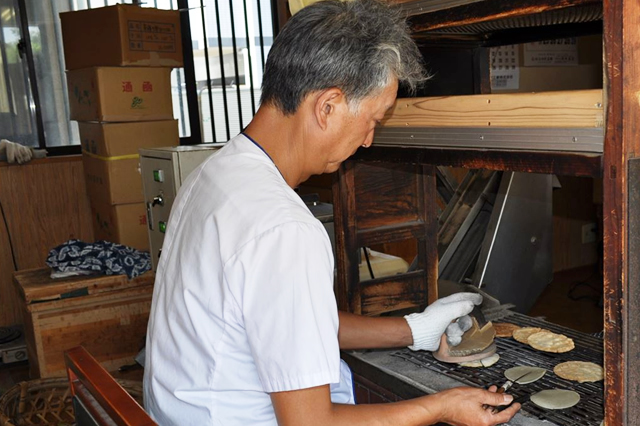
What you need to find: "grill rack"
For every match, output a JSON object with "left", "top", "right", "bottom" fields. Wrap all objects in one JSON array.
[{"left": 391, "top": 312, "right": 603, "bottom": 426}]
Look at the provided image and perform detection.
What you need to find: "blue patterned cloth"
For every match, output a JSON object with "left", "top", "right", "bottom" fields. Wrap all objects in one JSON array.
[{"left": 46, "top": 240, "right": 151, "bottom": 279}]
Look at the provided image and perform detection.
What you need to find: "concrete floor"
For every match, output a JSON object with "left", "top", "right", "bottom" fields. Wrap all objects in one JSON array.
[{"left": 529, "top": 265, "right": 604, "bottom": 334}]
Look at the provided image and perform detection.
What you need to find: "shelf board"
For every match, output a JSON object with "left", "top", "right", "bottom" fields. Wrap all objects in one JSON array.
[
  {"left": 399, "top": 0, "right": 602, "bottom": 35},
  {"left": 351, "top": 144, "right": 602, "bottom": 177}
]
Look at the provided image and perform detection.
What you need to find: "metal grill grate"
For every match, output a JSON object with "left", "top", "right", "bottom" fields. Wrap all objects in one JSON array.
[{"left": 391, "top": 312, "right": 603, "bottom": 426}]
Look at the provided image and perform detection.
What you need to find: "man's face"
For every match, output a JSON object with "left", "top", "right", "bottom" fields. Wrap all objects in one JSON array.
[{"left": 321, "top": 80, "right": 398, "bottom": 173}]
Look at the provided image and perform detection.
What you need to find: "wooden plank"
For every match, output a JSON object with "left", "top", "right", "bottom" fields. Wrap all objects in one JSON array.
[
  {"left": 13, "top": 267, "right": 155, "bottom": 304},
  {"left": 354, "top": 162, "right": 422, "bottom": 229},
  {"left": 0, "top": 156, "right": 93, "bottom": 327},
  {"left": 333, "top": 162, "right": 360, "bottom": 313},
  {"left": 360, "top": 272, "right": 427, "bottom": 316},
  {"left": 352, "top": 145, "right": 603, "bottom": 178},
  {"left": 602, "top": 0, "right": 624, "bottom": 424},
  {"left": 421, "top": 166, "right": 439, "bottom": 305},
  {"left": 357, "top": 221, "right": 425, "bottom": 247},
  {"left": 66, "top": 346, "right": 156, "bottom": 426},
  {"left": 406, "top": 0, "right": 600, "bottom": 32},
  {"left": 379, "top": 90, "right": 603, "bottom": 128},
  {"left": 24, "top": 285, "right": 153, "bottom": 378}
]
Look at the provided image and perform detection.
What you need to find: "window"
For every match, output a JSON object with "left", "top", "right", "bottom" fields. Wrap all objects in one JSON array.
[
  {"left": 0, "top": 0, "right": 276, "bottom": 151},
  {"left": 185, "top": 0, "right": 274, "bottom": 142}
]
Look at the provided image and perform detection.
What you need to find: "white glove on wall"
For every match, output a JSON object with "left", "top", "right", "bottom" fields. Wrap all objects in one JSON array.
[
  {"left": 0, "top": 139, "right": 34, "bottom": 164},
  {"left": 404, "top": 292, "right": 482, "bottom": 351}
]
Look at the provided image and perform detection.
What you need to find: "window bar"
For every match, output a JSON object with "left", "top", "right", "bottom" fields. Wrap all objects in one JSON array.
[
  {"left": 0, "top": 16, "right": 18, "bottom": 139},
  {"left": 68, "top": 0, "right": 74, "bottom": 11},
  {"left": 16, "top": 0, "right": 46, "bottom": 149},
  {"left": 200, "top": 0, "right": 217, "bottom": 142},
  {"left": 170, "top": 0, "right": 187, "bottom": 137},
  {"left": 228, "top": 0, "right": 244, "bottom": 130},
  {"left": 255, "top": 0, "right": 266, "bottom": 70},
  {"left": 177, "top": 0, "right": 202, "bottom": 144},
  {"left": 154, "top": 0, "right": 159, "bottom": 7},
  {"left": 242, "top": 0, "right": 256, "bottom": 115},
  {"left": 214, "top": 0, "right": 230, "bottom": 140}
]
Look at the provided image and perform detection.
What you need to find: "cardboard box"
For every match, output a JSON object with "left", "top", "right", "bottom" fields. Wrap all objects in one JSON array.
[
  {"left": 60, "top": 4, "right": 183, "bottom": 70},
  {"left": 14, "top": 268, "right": 154, "bottom": 378},
  {"left": 80, "top": 120, "right": 179, "bottom": 205},
  {"left": 67, "top": 67, "right": 173, "bottom": 122},
  {"left": 92, "top": 202, "right": 150, "bottom": 251}
]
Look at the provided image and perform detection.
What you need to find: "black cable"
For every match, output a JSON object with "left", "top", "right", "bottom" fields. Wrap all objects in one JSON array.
[
  {"left": 0, "top": 199, "right": 18, "bottom": 271},
  {"left": 362, "top": 247, "right": 375, "bottom": 280},
  {"left": 567, "top": 273, "right": 602, "bottom": 305}
]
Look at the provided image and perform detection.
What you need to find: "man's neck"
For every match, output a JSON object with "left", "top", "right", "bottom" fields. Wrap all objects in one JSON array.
[{"left": 243, "top": 105, "right": 313, "bottom": 188}]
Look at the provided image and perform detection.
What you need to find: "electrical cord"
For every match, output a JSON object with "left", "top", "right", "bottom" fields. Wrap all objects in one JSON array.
[
  {"left": 0, "top": 199, "right": 18, "bottom": 271},
  {"left": 362, "top": 247, "right": 375, "bottom": 280}
]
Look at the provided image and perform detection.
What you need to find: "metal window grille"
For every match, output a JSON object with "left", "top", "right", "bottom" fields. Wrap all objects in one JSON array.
[{"left": 3, "top": 0, "right": 277, "bottom": 152}]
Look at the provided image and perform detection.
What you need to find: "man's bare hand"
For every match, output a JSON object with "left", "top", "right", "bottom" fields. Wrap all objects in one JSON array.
[{"left": 429, "top": 385, "right": 521, "bottom": 426}]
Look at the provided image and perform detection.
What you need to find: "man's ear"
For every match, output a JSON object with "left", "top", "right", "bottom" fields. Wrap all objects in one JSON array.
[{"left": 314, "top": 88, "right": 345, "bottom": 131}]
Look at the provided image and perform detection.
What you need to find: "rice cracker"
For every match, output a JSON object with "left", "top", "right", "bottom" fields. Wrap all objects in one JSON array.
[
  {"left": 528, "top": 331, "right": 575, "bottom": 353},
  {"left": 494, "top": 322, "right": 521, "bottom": 338},
  {"left": 554, "top": 361, "right": 603, "bottom": 383},
  {"left": 512, "top": 327, "right": 547, "bottom": 344}
]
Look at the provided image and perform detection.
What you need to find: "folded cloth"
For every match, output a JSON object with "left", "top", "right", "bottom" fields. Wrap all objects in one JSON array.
[{"left": 46, "top": 239, "right": 151, "bottom": 279}]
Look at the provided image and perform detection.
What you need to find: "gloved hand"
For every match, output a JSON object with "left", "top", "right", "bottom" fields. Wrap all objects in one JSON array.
[
  {"left": 0, "top": 139, "right": 34, "bottom": 164},
  {"left": 404, "top": 292, "right": 483, "bottom": 351}
]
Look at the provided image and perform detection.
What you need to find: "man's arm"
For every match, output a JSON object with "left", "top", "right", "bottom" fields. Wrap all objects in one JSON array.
[
  {"left": 271, "top": 383, "right": 520, "bottom": 426},
  {"left": 338, "top": 311, "right": 413, "bottom": 349}
]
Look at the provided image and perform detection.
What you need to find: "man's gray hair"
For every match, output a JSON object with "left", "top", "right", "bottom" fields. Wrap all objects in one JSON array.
[{"left": 260, "top": 0, "right": 426, "bottom": 115}]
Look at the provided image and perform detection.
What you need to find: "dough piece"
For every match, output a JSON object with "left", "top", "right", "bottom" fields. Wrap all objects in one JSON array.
[
  {"left": 554, "top": 361, "right": 604, "bottom": 383},
  {"left": 513, "top": 327, "right": 547, "bottom": 344},
  {"left": 528, "top": 331, "right": 575, "bottom": 353},
  {"left": 459, "top": 353, "right": 500, "bottom": 368},
  {"left": 504, "top": 366, "right": 546, "bottom": 384},
  {"left": 530, "top": 389, "right": 580, "bottom": 410},
  {"left": 494, "top": 322, "right": 521, "bottom": 338}
]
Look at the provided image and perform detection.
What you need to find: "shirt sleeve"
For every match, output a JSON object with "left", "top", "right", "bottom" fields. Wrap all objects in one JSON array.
[{"left": 224, "top": 220, "right": 340, "bottom": 393}]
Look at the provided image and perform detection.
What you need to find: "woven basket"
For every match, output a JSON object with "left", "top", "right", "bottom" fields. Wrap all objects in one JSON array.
[{"left": 0, "top": 377, "right": 143, "bottom": 426}]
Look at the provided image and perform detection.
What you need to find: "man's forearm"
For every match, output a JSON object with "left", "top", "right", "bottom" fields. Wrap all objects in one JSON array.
[{"left": 338, "top": 311, "right": 413, "bottom": 350}]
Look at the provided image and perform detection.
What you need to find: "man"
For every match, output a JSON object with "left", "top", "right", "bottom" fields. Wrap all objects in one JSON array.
[{"left": 144, "top": 0, "right": 521, "bottom": 425}]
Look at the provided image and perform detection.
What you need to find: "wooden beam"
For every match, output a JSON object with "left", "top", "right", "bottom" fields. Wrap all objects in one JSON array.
[
  {"left": 380, "top": 90, "right": 603, "bottom": 128},
  {"left": 351, "top": 146, "right": 603, "bottom": 178}
]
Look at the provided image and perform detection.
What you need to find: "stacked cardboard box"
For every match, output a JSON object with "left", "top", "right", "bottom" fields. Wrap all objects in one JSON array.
[{"left": 61, "top": 4, "right": 183, "bottom": 251}]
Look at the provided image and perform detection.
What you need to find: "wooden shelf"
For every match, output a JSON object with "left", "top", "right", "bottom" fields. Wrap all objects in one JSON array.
[
  {"left": 352, "top": 145, "right": 602, "bottom": 177},
  {"left": 395, "top": 0, "right": 602, "bottom": 36}
]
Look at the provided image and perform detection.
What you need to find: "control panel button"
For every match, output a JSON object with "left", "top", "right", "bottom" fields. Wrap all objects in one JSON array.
[
  {"left": 159, "top": 221, "right": 167, "bottom": 233},
  {"left": 153, "top": 170, "right": 164, "bottom": 182}
]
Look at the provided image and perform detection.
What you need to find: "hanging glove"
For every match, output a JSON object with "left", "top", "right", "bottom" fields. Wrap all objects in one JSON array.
[
  {"left": 404, "top": 292, "right": 482, "bottom": 351},
  {"left": 0, "top": 139, "right": 34, "bottom": 164}
]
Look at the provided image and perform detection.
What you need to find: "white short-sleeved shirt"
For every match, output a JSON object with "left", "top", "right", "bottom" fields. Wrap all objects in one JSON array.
[{"left": 143, "top": 134, "right": 351, "bottom": 426}]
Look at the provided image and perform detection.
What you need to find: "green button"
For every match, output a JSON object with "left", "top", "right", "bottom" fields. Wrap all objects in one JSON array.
[
  {"left": 159, "top": 221, "right": 167, "bottom": 233},
  {"left": 153, "top": 170, "right": 164, "bottom": 182}
]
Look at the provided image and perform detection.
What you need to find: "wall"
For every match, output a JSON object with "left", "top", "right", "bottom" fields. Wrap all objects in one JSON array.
[{"left": 0, "top": 156, "right": 93, "bottom": 327}]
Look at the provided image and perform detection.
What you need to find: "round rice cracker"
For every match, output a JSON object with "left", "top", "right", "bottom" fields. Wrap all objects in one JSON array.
[
  {"left": 530, "top": 389, "right": 580, "bottom": 410},
  {"left": 528, "top": 331, "right": 575, "bottom": 353},
  {"left": 504, "top": 366, "right": 546, "bottom": 384},
  {"left": 513, "top": 327, "right": 548, "bottom": 344},
  {"left": 494, "top": 322, "right": 521, "bottom": 338},
  {"left": 459, "top": 353, "right": 500, "bottom": 368},
  {"left": 554, "top": 361, "right": 604, "bottom": 383}
]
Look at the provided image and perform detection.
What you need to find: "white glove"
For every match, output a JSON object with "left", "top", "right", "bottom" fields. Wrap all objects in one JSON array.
[
  {"left": 404, "top": 292, "right": 482, "bottom": 351},
  {"left": 0, "top": 139, "right": 34, "bottom": 164}
]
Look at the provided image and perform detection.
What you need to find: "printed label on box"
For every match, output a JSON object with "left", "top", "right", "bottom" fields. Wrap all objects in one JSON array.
[
  {"left": 128, "top": 20, "right": 177, "bottom": 52},
  {"left": 490, "top": 45, "right": 520, "bottom": 90},
  {"left": 524, "top": 38, "right": 578, "bottom": 67}
]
